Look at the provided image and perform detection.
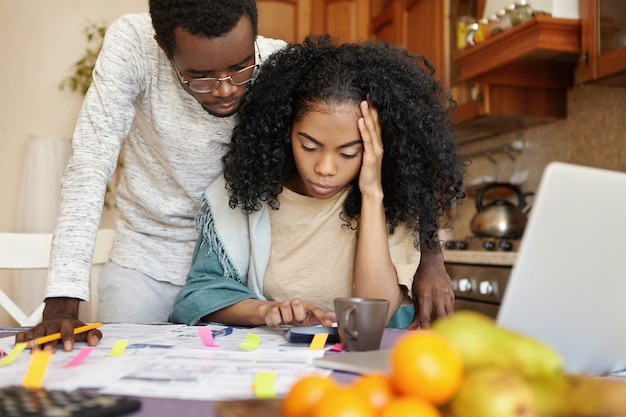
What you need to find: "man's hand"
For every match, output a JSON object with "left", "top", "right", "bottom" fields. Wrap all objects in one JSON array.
[
  {"left": 408, "top": 244, "right": 455, "bottom": 330},
  {"left": 14, "top": 297, "right": 102, "bottom": 352}
]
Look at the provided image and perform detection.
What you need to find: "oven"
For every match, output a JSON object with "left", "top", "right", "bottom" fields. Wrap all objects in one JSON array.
[{"left": 443, "top": 236, "right": 518, "bottom": 319}]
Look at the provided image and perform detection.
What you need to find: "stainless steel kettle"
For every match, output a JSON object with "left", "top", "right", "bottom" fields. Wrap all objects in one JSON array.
[{"left": 470, "top": 182, "right": 532, "bottom": 239}]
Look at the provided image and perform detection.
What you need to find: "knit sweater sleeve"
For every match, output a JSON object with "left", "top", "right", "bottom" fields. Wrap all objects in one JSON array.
[{"left": 46, "top": 14, "right": 146, "bottom": 300}]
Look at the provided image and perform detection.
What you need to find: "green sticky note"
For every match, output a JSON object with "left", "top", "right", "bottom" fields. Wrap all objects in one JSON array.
[
  {"left": 239, "top": 333, "right": 260, "bottom": 351},
  {"left": 0, "top": 342, "right": 27, "bottom": 367},
  {"left": 253, "top": 371, "right": 276, "bottom": 399},
  {"left": 108, "top": 339, "right": 128, "bottom": 356}
]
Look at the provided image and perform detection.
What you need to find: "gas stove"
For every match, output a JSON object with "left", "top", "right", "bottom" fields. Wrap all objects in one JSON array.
[
  {"left": 444, "top": 236, "right": 521, "bottom": 252},
  {"left": 443, "top": 236, "right": 520, "bottom": 319}
]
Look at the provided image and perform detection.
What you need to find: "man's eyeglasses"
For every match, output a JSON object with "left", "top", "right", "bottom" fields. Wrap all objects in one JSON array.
[{"left": 170, "top": 50, "right": 261, "bottom": 94}]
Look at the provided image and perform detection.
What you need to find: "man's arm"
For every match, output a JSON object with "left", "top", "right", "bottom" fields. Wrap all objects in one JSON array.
[
  {"left": 15, "top": 16, "right": 146, "bottom": 351},
  {"left": 408, "top": 241, "right": 455, "bottom": 330}
]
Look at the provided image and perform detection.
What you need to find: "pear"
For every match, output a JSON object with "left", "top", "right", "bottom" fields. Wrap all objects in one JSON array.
[
  {"left": 528, "top": 373, "right": 569, "bottom": 417},
  {"left": 449, "top": 366, "right": 538, "bottom": 417},
  {"left": 432, "top": 311, "right": 563, "bottom": 379},
  {"left": 531, "top": 373, "right": 626, "bottom": 417}
]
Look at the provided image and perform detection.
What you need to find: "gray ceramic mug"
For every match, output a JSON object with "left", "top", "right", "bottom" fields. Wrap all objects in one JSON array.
[{"left": 334, "top": 297, "right": 389, "bottom": 351}]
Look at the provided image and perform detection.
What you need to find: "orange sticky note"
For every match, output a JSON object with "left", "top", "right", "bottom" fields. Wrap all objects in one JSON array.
[
  {"left": 22, "top": 350, "right": 52, "bottom": 388},
  {"left": 309, "top": 333, "right": 328, "bottom": 350}
]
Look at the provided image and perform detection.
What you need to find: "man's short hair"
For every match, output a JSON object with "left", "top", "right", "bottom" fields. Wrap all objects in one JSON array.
[{"left": 150, "top": 0, "right": 258, "bottom": 56}]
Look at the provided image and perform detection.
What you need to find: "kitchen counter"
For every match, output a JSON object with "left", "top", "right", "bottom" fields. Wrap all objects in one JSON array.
[{"left": 443, "top": 249, "right": 517, "bottom": 266}]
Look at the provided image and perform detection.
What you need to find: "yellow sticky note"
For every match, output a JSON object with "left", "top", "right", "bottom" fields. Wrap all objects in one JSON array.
[
  {"left": 22, "top": 350, "right": 52, "bottom": 388},
  {"left": 0, "top": 342, "right": 26, "bottom": 367},
  {"left": 239, "top": 333, "right": 260, "bottom": 351},
  {"left": 108, "top": 339, "right": 128, "bottom": 356},
  {"left": 309, "top": 333, "right": 328, "bottom": 350},
  {"left": 253, "top": 371, "right": 276, "bottom": 399}
]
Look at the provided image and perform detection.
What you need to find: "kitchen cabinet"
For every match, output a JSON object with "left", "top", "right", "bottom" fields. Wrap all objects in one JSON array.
[
  {"left": 451, "top": 16, "right": 581, "bottom": 142},
  {"left": 311, "top": 0, "right": 372, "bottom": 43},
  {"left": 448, "top": 3, "right": 583, "bottom": 143},
  {"left": 371, "top": 0, "right": 448, "bottom": 84},
  {"left": 260, "top": 0, "right": 590, "bottom": 143},
  {"left": 370, "top": 0, "right": 583, "bottom": 142},
  {"left": 256, "top": 0, "right": 312, "bottom": 43},
  {"left": 258, "top": 0, "right": 375, "bottom": 44},
  {"left": 580, "top": 0, "right": 626, "bottom": 85}
]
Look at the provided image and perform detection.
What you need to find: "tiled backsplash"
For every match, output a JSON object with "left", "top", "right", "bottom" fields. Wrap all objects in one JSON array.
[{"left": 449, "top": 84, "right": 626, "bottom": 240}]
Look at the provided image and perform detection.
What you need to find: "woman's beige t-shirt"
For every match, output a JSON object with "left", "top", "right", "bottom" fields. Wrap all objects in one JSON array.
[{"left": 263, "top": 187, "right": 420, "bottom": 311}]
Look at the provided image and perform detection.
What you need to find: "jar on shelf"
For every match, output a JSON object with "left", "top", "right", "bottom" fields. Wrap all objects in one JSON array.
[
  {"left": 465, "top": 22, "right": 479, "bottom": 47},
  {"left": 511, "top": 0, "right": 533, "bottom": 26},
  {"left": 474, "top": 18, "right": 490, "bottom": 44},
  {"left": 492, "top": 9, "right": 510, "bottom": 35},
  {"left": 504, "top": 3, "right": 516, "bottom": 27},
  {"left": 487, "top": 14, "right": 499, "bottom": 38},
  {"left": 456, "top": 15, "right": 474, "bottom": 50}
]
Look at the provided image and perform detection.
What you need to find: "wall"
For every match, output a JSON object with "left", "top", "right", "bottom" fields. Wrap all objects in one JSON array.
[
  {"left": 0, "top": 1, "right": 148, "bottom": 230},
  {"left": 452, "top": 83, "right": 626, "bottom": 239},
  {"left": 0, "top": 0, "right": 147, "bottom": 325}
]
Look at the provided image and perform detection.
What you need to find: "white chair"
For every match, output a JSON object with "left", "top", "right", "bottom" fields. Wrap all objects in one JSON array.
[{"left": 0, "top": 229, "right": 114, "bottom": 326}]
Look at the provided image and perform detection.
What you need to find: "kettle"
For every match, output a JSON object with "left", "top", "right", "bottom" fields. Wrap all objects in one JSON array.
[{"left": 470, "top": 182, "right": 532, "bottom": 239}]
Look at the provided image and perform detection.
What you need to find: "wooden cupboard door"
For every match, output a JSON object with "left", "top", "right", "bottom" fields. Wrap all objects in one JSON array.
[
  {"left": 311, "top": 0, "right": 372, "bottom": 43},
  {"left": 403, "top": 0, "right": 448, "bottom": 85},
  {"left": 372, "top": 0, "right": 449, "bottom": 85},
  {"left": 257, "top": 0, "right": 312, "bottom": 43},
  {"left": 580, "top": 0, "right": 626, "bottom": 85},
  {"left": 371, "top": 0, "right": 402, "bottom": 45}
]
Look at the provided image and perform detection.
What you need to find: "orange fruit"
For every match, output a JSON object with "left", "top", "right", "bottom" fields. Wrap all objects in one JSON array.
[
  {"left": 380, "top": 396, "right": 442, "bottom": 417},
  {"left": 390, "top": 330, "right": 463, "bottom": 405},
  {"left": 311, "top": 385, "right": 377, "bottom": 417},
  {"left": 282, "top": 375, "right": 337, "bottom": 417},
  {"left": 351, "top": 373, "right": 395, "bottom": 410}
]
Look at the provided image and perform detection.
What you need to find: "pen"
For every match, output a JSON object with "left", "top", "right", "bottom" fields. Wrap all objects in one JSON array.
[
  {"left": 212, "top": 327, "right": 233, "bottom": 339},
  {"left": 27, "top": 322, "right": 103, "bottom": 348}
]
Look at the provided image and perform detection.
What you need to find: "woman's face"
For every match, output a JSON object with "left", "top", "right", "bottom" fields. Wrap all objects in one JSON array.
[{"left": 287, "top": 103, "right": 364, "bottom": 199}]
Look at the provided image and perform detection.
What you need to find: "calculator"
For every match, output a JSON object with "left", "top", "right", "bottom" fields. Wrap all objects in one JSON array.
[
  {"left": 284, "top": 326, "right": 340, "bottom": 344},
  {"left": 0, "top": 385, "right": 141, "bottom": 417}
]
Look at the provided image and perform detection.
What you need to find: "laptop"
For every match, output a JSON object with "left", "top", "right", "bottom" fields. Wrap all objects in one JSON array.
[
  {"left": 313, "top": 350, "right": 391, "bottom": 375},
  {"left": 497, "top": 161, "right": 626, "bottom": 375}
]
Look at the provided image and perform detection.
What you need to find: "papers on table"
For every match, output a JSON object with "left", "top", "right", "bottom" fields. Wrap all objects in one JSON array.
[{"left": 0, "top": 323, "right": 330, "bottom": 400}]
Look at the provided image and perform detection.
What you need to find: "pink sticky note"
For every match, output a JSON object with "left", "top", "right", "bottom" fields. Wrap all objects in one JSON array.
[
  {"left": 329, "top": 343, "right": 344, "bottom": 352},
  {"left": 61, "top": 347, "right": 94, "bottom": 368},
  {"left": 199, "top": 327, "right": 220, "bottom": 347}
]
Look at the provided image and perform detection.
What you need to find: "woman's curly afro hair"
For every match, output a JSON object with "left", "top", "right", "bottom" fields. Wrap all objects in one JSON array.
[
  {"left": 223, "top": 35, "right": 465, "bottom": 249},
  {"left": 149, "top": 0, "right": 258, "bottom": 57}
]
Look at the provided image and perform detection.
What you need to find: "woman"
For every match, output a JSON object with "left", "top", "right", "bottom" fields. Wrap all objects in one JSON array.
[{"left": 169, "top": 35, "right": 465, "bottom": 327}]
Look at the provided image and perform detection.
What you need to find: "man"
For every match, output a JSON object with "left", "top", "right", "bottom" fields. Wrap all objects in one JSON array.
[{"left": 16, "top": 0, "right": 285, "bottom": 351}]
